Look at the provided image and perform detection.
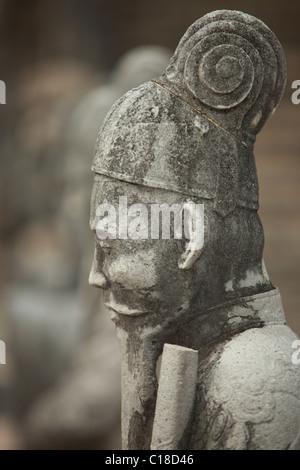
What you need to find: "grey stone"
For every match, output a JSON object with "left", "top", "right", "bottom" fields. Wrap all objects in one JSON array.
[
  {"left": 151, "top": 344, "right": 198, "bottom": 450},
  {"left": 20, "top": 46, "right": 171, "bottom": 449},
  {"left": 61, "top": 45, "right": 172, "bottom": 284},
  {"left": 89, "top": 11, "right": 300, "bottom": 450}
]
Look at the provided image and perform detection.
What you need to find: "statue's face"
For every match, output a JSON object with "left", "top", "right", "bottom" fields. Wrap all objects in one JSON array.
[{"left": 89, "top": 175, "right": 202, "bottom": 321}]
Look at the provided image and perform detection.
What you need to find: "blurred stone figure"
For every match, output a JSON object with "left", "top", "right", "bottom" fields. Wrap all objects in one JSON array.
[
  {"left": 5, "top": 62, "right": 95, "bottom": 421},
  {"left": 24, "top": 302, "right": 122, "bottom": 449},
  {"left": 21, "top": 46, "right": 171, "bottom": 449}
]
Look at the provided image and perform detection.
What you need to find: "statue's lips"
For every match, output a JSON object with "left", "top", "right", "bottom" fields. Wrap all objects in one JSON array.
[{"left": 104, "top": 294, "right": 145, "bottom": 316}]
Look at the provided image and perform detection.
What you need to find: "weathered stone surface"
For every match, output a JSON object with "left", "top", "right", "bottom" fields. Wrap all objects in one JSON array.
[
  {"left": 151, "top": 344, "right": 198, "bottom": 450},
  {"left": 89, "top": 11, "right": 300, "bottom": 450},
  {"left": 18, "top": 46, "right": 171, "bottom": 449},
  {"left": 61, "top": 45, "right": 172, "bottom": 285}
]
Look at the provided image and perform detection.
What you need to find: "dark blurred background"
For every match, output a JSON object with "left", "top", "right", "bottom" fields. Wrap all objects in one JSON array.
[{"left": 0, "top": 0, "right": 299, "bottom": 450}]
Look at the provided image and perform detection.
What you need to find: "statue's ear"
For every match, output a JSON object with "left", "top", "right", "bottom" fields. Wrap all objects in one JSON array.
[{"left": 178, "top": 202, "right": 208, "bottom": 270}]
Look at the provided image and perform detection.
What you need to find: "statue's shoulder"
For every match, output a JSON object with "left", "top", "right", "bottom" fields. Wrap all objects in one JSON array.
[{"left": 192, "top": 325, "right": 300, "bottom": 450}]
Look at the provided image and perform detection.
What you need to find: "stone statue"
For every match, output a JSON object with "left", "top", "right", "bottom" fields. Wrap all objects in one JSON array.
[{"left": 89, "top": 10, "right": 300, "bottom": 450}]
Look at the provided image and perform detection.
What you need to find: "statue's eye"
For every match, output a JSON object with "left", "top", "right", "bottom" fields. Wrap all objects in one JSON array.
[{"left": 94, "top": 237, "right": 112, "bottom": 256}]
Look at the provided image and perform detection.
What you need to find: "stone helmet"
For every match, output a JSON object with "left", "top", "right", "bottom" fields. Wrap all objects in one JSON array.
[{"left": 92, "top": 10, "right": 286, "bottom": 217}]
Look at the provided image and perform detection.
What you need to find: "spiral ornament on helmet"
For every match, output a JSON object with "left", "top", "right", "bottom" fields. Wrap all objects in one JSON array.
[{"left": 166, "top": 10, "right": 286, "bottom": 134}]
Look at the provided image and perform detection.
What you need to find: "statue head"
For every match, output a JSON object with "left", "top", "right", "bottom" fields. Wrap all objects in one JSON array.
[
  {"left": 89, "top": 10, "right": 286, "bottom": 324},
  {"left": 111, "top": 45, "right": 172, "bottom": 93}
]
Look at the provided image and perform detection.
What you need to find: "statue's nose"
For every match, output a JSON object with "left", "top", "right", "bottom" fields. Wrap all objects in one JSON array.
[
  {"left": 89, "top": 261, "right": 110, "bottom": 289},
  {"left": 89, "top": 269, "right": 109, "bottom": 289}
]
